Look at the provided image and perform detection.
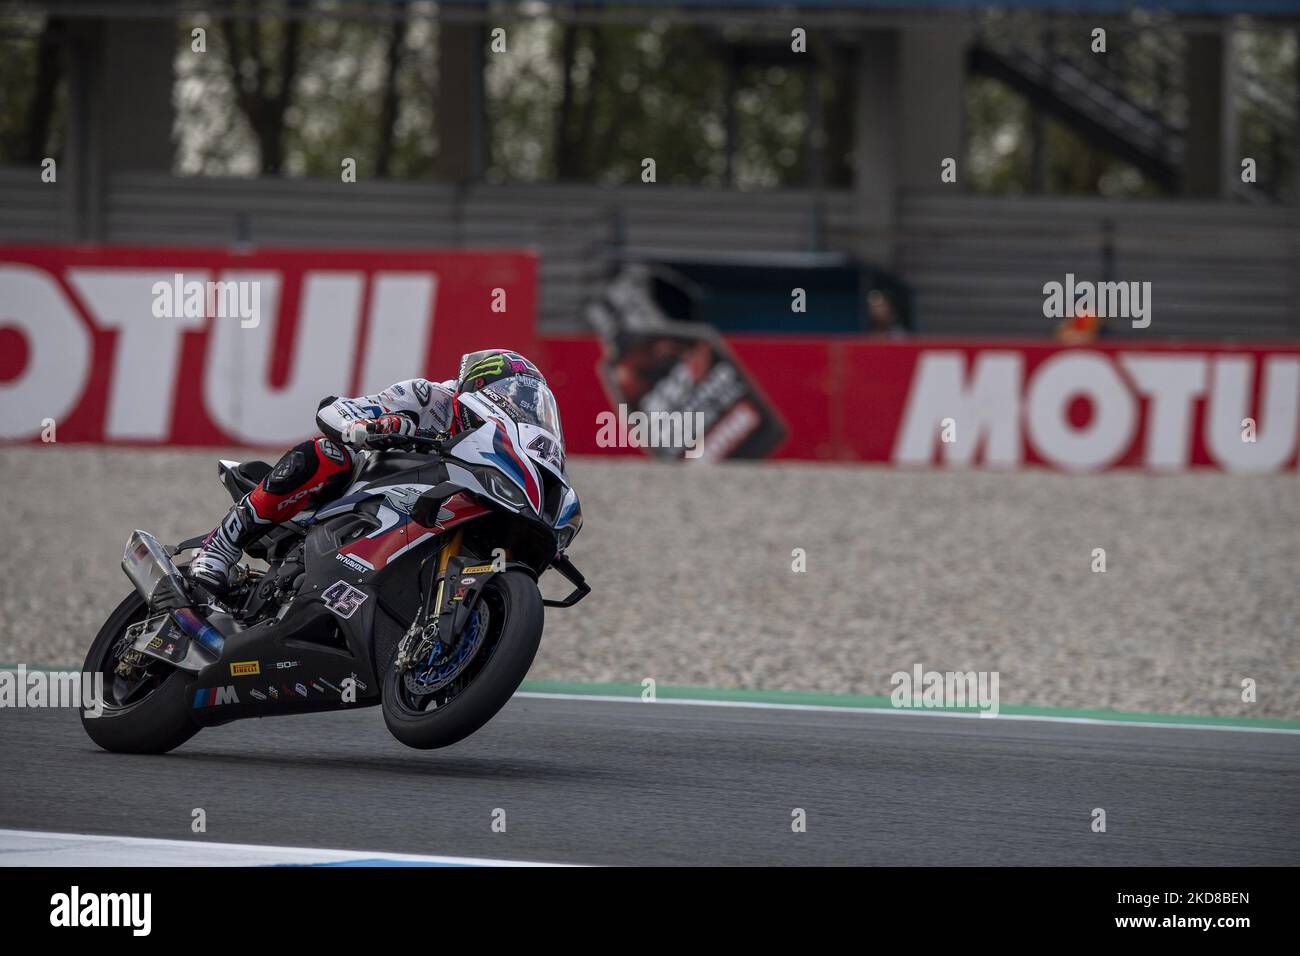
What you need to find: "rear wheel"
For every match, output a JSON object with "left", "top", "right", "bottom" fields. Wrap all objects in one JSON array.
[
  {"left": 381, "top": 570, "right": 543, "bottom": 750},
  {"left": 80, "top": 592, "right": 200, "bottom": 754}
]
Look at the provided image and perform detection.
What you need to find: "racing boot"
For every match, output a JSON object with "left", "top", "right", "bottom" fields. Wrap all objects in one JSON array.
[{"left": 188, "top": 496, "right": 268, "bottom": 599}]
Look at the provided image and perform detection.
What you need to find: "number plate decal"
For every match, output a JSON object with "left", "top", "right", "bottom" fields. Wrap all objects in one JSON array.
[{"left": 321, "top": 581, "right": 369, "bottom": 619}]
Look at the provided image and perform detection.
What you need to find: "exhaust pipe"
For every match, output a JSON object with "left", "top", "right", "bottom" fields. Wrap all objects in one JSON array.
[
  {"left": 121, "top": 530, "right": 192, "bottom": 609},
  {"left": 121, "top": 530, "right": 228, "bottom": 666}
]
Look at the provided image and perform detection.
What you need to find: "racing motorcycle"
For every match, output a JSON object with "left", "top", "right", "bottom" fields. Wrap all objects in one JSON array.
[{"left": 79, "top": 380, "right": 587, "bottom": 754}]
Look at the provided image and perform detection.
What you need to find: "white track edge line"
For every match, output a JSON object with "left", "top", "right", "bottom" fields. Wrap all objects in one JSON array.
[
  {"left": 0, "top": 828, "right": 576, "bottom": 867},
  {"left": 5, "top": 667, "right": 1293, "bottom": 736},
  {"left": 512, "top": 692, "right": 1300, "bottom": 735}
]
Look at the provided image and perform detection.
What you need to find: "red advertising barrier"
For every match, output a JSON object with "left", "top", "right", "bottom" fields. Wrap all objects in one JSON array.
[
  {"left": 4, "top": 244, "right": 1297, "bottom": 472},
  {"left": 541, "top": 335, "right": 1300, "bottom": 473},
  {"left": 0, "top": 246, "right": 537, "bottom": 447}
]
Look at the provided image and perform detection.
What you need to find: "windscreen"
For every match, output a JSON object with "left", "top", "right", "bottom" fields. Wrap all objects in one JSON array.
[{"left": 481, "top": 375, "right": 564, "bottom": 444}]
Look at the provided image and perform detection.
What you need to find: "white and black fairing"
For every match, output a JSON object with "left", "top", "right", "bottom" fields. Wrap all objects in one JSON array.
[{"left": 126, "top": 390, "right": 586, "bottom": 729}]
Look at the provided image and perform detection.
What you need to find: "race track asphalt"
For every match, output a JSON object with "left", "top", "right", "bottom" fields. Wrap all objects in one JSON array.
[{"left": 1, "top": 695, "right": 1297, "bottom": 866}]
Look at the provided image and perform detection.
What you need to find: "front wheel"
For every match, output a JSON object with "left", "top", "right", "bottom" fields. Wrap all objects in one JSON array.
[
  {"left": 382, "top": 570, "right": 543, "bottom": 750},
  {"left": 80, "top": 592, "right": 200, "bottom": 754}
]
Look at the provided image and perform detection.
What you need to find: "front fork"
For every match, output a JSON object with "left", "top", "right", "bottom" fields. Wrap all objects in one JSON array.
[
  {"left": 429, "top": 529, "right": 464, "bottom": 624},
  {"left": 393, "top": 529, "right": 464, "bottom": 673}
]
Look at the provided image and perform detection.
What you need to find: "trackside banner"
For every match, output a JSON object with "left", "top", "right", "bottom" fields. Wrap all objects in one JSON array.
[
  {"left": 0, "top": 246, "right": 537, "bottom": 446},
  {"left": 3, "top": 245, "right": 1296, "bottom": 472},
  {"left": 539, "top": 336, "right": 1300, "bottom": 473}
]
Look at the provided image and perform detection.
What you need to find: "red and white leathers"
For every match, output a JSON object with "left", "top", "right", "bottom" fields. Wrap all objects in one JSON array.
[
  {"left": 314, "top": 378, "right": 456, "bottom": 449},
  {"left": 189, "top": 378, "right": 455, "bottom": 595}
]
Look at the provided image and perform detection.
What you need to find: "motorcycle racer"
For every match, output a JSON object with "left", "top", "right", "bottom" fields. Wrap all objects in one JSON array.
[{"left": 188, "top": 348, "right": 546, "bottom": 598}]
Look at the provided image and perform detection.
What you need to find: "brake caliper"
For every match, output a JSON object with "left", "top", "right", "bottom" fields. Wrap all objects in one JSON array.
[
  {"left": 114, "top": 618, "right": 155, "bottom": 678},
  {"left": 395, "top": 554, "right": 495, "bottom": 673}
]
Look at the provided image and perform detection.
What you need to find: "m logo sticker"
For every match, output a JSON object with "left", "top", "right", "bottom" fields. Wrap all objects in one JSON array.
[{"left": 193, "top": 685, "right": 239, "bottom": 708}]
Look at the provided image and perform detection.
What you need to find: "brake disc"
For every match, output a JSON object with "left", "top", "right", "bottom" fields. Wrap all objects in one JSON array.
[{"left": 403, "top": 605, "right": 489, "bottom": 697}]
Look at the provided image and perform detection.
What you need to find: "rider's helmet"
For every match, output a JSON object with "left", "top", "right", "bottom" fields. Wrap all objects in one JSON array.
[{"left": 450, "top": 348, "right": 556, "bottom": 436}]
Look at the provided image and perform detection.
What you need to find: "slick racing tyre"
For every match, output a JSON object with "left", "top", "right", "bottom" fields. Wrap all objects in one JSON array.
[
  {"left": 382, "top": 570, "right": 544, "bottom": 750},
  {"left": 80, "top": 592, "right": 201, "bottom": 755}
]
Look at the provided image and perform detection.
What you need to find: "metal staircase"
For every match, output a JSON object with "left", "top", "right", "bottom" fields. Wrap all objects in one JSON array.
[{"left": 969, "top": 28, "right": 1295, "bottom": 199}]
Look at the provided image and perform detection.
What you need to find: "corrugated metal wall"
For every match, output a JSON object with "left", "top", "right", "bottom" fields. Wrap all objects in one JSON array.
[
  {"left": 898, "top": 194, "right": 1300, "bottom": 339},
  {"left": 0, "top": 167, "right": 69, "bottom": 242},
  {"left": 1, "top": 167, "right": 1295, "bottom": 338}
]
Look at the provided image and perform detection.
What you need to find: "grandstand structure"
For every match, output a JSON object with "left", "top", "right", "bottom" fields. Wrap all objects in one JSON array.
[{"left": 2, "top": 0, "right": 1298, "bottom": 338}]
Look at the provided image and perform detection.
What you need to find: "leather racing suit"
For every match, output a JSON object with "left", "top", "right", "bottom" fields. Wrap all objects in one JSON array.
[{"left": 188, "top": 378, "right": 456, "bottom": 595}]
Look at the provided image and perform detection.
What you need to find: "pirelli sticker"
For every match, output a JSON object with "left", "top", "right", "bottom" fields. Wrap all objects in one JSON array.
[
  {"left": 230, "top": 660, "right": 261, "bottom": 677},
  {"left": 461, "top": 564, "right": 495, "bottom": 575}
]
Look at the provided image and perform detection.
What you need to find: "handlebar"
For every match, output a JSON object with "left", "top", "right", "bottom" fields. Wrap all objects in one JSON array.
[{"left": 364, "top": 434, "right": 446, "bottom": 453}]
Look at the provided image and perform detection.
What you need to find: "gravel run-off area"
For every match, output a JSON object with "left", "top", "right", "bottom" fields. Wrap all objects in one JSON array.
[{"left": 1, "top": 446, "right": 1296, "bottom": 719}]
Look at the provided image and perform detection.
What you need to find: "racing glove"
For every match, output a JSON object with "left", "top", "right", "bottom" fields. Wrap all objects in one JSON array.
[{"left": 341, "top": 414, "right": 417, "bottom": 447}]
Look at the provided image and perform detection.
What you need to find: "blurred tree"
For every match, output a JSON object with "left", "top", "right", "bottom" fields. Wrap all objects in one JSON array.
[
  {"left": 221, "top": 0, "right": 305, "bottom": 175},
  {"left": 553, "top": 22, "right": 580, "bottom": 179},
  {"left": 0, "top": 14, "right": 65, "bottom": 164},
  {"left": 1, "top": 7, "right": 1293, "bottom": 203},
  {"left": 175, "top": 9, "right": 436, "bottom": 179},
  {"left": 22, "top": 16, "right": 62, "bottom": 164},
  {"left": 1237, "top": 29, "right": 1297, "bottom": 202},
  {"left": 966, "top": 75, "right": 1033, "bottom": 194},
  {"left": 375, "top": 1, "right": 410, "bottom": 178},
  {"left": 732, "top": 63, "right": 808, "bottom": 189},
  {"left": 491, "top": 18, "right": 815, "bottom": 188}
]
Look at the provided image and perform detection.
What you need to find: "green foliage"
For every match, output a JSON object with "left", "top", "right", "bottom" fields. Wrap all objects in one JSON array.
[
  {"left": 966, "top": 76, "right": 1034, "bottom": 194},
  {"left": 485, "top": 19, "right": 816, "bottom": 188},
  {"left": 0, "top": 20, "right": 40, "bottom": 160},
  {"left": 488, "top": 20, "right": 732, "bottom": 185},
  {"left": 176, "top": 10, "right": 434, "bottom": 178},
  {"left": 0, "top": 9, "right": 1295, "bottom": 203},
  {"left": 733, "top": 64, "right": 809, "bottom": 189},
  {"left": 1237, "top": 29, "right": 1297, "bottom": 201},
  {"left": 0, "top": 16, "right": 64, "bottom": 164}
]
